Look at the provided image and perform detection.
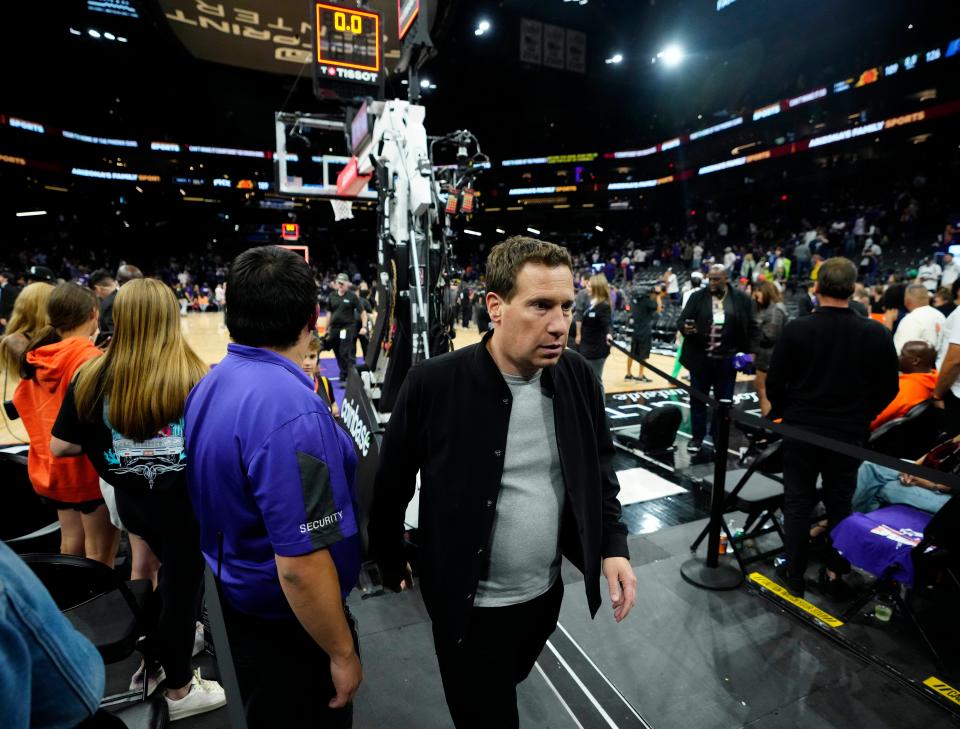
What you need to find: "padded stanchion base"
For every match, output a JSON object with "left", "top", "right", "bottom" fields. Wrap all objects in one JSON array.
[{"left": 679, "top": 556, "right": 744, "bottom": 591}]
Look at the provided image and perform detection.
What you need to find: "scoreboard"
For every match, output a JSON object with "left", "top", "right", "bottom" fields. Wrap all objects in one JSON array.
[{"left": 313, "top": 1, "right": 382, "bottom": 89}]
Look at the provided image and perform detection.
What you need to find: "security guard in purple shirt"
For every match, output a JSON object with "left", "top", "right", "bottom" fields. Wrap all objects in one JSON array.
[{"left": 185, "top": 246, "right": 362, "bottom": 728}]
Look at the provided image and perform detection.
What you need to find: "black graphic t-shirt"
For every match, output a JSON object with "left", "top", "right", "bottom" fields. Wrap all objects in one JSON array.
[{"left": 53, "top": 383, "right": 187, "bottom": 493}]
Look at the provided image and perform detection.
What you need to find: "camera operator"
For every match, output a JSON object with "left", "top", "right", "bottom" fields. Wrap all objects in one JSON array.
[{"left": 327, "top": 273, "right": 368, "bottom": 382}]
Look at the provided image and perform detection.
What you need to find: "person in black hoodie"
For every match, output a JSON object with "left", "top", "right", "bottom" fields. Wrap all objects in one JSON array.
[
  {"left": 766, "top": 257, "right": 899, "bottom": 598},
  {"left": 679, "top": 265, "right": 758, "bottom": 453},
  {"left": 575, "top": 274, "right": 613, "bottom": 384}
]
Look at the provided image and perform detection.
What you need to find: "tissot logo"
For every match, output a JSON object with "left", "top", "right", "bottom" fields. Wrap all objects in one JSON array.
[
  {"left": 340, "top": 398, "right": 371, "bottom": 457},
  {"left": 317, "top": 65, "right": 379, "bottom": 83}
]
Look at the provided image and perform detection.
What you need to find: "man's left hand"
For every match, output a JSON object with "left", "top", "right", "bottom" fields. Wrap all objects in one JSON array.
[{"left": 602, "top": 557, "right": 637, "bottom": 623}]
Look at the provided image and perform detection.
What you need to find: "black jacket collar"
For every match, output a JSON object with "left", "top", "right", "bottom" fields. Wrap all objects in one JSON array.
[{"left": 475, "top": 329, "right": 557, "bottom": 399}]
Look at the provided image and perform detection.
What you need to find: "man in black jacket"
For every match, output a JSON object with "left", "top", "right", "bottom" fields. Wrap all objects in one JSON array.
[
  {"left": 369, "top": 236, "right": 636, "bottom": 729},
  {"left": 679, "top": 265, "right": 758, "bottom": 453},
  {"left": 766, "top": 257, "right": 899, "bottom": 598}
]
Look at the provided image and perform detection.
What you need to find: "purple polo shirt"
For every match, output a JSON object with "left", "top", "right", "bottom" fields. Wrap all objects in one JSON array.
[{"left": 185, "top": 343, "right": 361, "bottom": 620}]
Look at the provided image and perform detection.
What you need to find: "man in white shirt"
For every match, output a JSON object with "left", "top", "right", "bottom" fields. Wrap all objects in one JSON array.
[
  {"left": 692, "top": 244, "right": 704, "bottom": 270},
  {"left": 940, "top": 253, "right": 960, "bottom": 290},
  {"left": 917, "top": 257, "right": 943, "bottom": 294},
  {"left": 934, "top": 305, "right": 960, "bottom": 434},
  {"left": 722, "top": 247, "right": 736, "bottom": 274},
  {"left": 894, "top": 284, "right": 945, "bottom": 354},
  {"left": 663, "top": 268, "right": 680, "bottom": 301}
]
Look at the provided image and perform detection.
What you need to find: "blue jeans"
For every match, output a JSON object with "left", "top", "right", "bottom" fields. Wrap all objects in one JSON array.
[
  {"left": 853, "top": 462, "right": 951, "bottom": 514},
  {"left": 689, "top": 357, "right": 737, "bottom": 441},
  {"left": 0, "top": 542, "right": 104, "bottom": 729}
]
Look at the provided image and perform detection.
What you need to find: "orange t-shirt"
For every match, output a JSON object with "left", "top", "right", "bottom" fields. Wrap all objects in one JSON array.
[
  {"left": 870, "top": 371, "right": 937, "bottom": 431},
  {"left": 13, "top": 337, "right": 102, "bottom": 503}
]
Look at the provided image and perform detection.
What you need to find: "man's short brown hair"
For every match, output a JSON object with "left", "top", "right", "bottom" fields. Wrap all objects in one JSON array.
[
  {"left": 817, "top": 257, "right": 857, "bottom": 300},
  {"left": 485, "top": 236, "right": 573, "bottom": 301}
]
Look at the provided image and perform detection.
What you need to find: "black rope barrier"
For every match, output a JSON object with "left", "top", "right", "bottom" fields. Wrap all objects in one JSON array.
[{"left": 610, "top": 338, "right": 960, "bottom": 491}]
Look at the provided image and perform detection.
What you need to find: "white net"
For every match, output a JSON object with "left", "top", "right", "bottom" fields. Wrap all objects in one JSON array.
[{"left": 330, "top": 198, "right": 354, "bottom": 221}]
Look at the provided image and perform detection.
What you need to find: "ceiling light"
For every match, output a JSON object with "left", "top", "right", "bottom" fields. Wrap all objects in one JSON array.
[
  {"left": 495, "top": 228, "right": 506, "bottom": 234},
  {"left": 69, "top": 28, "right": 81, "bottom": 35},
  {"left": 16, "top": 210, "right": 47, "bottom": 217},
  {"left": 117, "top": 36, "right": 128, "bottom": 43},
  {"left": 595, "top": 225, "right": 604, "bottom": 232},
  {"left": 88, "top": 29, "right": 101, "bottom": 38},
  {"left": 464, "top": 229, "right": 482, "bottom": 237},
  {"left": 526, "top": 227, "right": 541, "bottom": 235},
  {"left": 135, "top": 186, "right": 143, "bottom": 193},
  {"left": 420, "top": 78, "right": 431, "bottom": 88},
  {"left": 475, "top": 20, "right": 491, "bottom": 36},
  {"left": 657, "top": 44, "right": 685, "bottom": 67},
  {"left": 605, "top": 53, "right": 624, "bottom": 65},
  {"left": 104, "top": 32, "right": 116, "bottom": 40}
]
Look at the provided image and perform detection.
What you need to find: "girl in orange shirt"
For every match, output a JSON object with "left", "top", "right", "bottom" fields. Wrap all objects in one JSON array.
[{"left": 13, "top": 283, "right": 119, "bottom": 565}]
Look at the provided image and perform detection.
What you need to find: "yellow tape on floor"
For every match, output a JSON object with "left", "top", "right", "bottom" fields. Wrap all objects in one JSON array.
[
  {"left": 924, "top": 677, "right": 960, "bottom": 706},
  {"left": 749, "top": 572, "right": 844, "bottom": 628}
]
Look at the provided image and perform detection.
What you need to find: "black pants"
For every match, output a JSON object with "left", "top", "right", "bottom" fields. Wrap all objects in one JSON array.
[
  {"left": 114, "top": 486, "right": 204, "bottom": 689},
  {"left": 689, "top": 357, "right": 737, "bottom": 441},
  {"left": 781, "top": 434, "right": 861, "bottom": 576},
  {"left": 331, "top": 326, "right": 357, "bottom": 380},
  {"left": 433, "top": 579, "right": 563, "bottom": 729},
  {"left": 223, "top": 600, "right": 358, "bottom": 729}
]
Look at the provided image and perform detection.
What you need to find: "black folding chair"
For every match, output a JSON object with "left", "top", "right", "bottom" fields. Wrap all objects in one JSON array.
[
  {"left": 868, "top": 400, "right": 940, "bottom": 461},
  {"left": 691, "top": 440, "right": 788, "bottom": 573},
  {"left": 0, "top": 449, "right": 61, "bottom": 554},
  {"left": 20, "top": 553, "right": 155, "bottom": 705}
]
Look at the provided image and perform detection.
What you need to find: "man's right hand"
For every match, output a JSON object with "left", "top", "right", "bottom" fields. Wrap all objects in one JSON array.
[{"left": 329, "top": 650, "right": 362, "bottom": 709}]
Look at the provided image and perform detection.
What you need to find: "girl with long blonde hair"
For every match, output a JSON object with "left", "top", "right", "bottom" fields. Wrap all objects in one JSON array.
[
  {"left": 1, "top": 281, "right": 54, "bottom": 378},
  {"left": 51, "top": 279, "right": 226, "bottom": 718}
]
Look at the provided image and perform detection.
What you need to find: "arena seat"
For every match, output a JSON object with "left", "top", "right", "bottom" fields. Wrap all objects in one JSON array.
[
  {"left": 833, "top": 495, "right": 959, "bottom": 673},
  {"left": 868, "top": 400, "right": 940, "bottom": 461}
]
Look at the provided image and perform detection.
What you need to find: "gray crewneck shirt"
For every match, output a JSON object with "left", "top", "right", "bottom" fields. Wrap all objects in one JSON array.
[{"left": 474, "top": 369, "right": 566, "bottom": 607}]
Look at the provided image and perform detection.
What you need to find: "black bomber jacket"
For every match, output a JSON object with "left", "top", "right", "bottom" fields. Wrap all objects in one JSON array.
[{"left": 368, "top": 331, "right": 630, "bottom": 644}]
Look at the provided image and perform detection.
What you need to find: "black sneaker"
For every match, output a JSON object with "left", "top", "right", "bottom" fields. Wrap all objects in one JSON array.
[
  {"left": 687, "top": 438, "right": 702, "bottom": 454},
  {"left": 625, "top": 374, "right": 637, "bottom": 381},
  {"left": 640, "top": 376, "right": 653, "bottom": 383},
  {"left": 775, "top": 563, "right": 806, "bottom": 598}
]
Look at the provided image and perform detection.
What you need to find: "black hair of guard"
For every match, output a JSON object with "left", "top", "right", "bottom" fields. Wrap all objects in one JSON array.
[{"left": 225, "top": 245, "right": 318, "bottom": 349}]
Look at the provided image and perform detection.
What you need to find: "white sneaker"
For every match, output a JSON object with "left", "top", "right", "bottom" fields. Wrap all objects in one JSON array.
[
  {"left": 165, "top": 670, "right": 227, "bottom": 721},
  {"left": 129, "top": 661, "right": 166, "bottom": 697},
  {"left": 192, "top": 621, "right": 205, "bottom": 657}
]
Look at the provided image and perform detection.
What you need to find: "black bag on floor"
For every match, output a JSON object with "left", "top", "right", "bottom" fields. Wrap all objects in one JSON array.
[{"left": 638, "top": 405, "right": 682, "bottom": 453}]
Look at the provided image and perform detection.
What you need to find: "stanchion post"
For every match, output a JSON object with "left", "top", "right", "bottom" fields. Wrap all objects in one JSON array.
[
  {"left": 680, "top": 397, "right": 743, "bottom": 590},
  {"left": 705, "top": 398, "right": 732, "bottom": 568}
]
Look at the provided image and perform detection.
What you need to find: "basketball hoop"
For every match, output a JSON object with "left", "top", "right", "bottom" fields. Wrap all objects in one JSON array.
[{"left": 331, "top": 198, "right": 354, "bottom": 221}]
